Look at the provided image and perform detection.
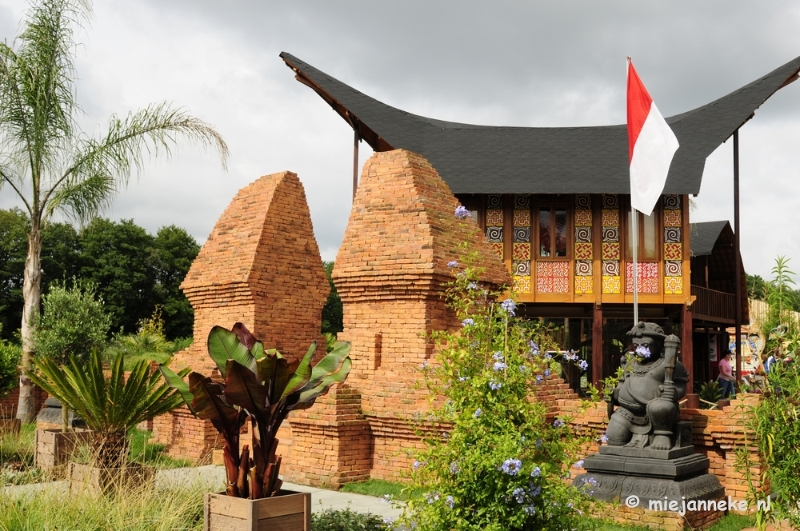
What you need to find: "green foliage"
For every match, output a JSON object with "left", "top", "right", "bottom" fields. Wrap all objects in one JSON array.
[
  {"left": 322, "top": 261, "right": 343, "bottom": 335},
  {"left": 0, "top": 423, "right": 47, "bottom": 486},
  {"left": 402, "top": 231, "right": 586, "bottom": 531},
  {"left": 698, "top": 380, "right": 722, "bottom": 409},
  {"left": 747, "top": 273, "right": 769, "bottom": 301},
  {"left": 105, "top": 307, "right": 184, "bottom": 369},
  {"left": 0, "top": 209, "right": 83, "bottom": 342},
  {"left": 0, "top": 483, "right": 207, "bottom": 531},
  {"left": 28, "top": 351, "right": 187, "bottom": 468},
  {"left": 736, "top": 361, "right": 800, "bottom": 528},
  {"left": 127, "top": 428, "right": 191, "bottom": 469},
  {"left": 766, "top": 256, "right": 798, "bottom": 334},
  {"left": 0, "top": 340, "right": 21, "bottom": 398},
  {"left": 311, "top": 508, "right": 390, "bottom": 531},
  {"left": 161, "top": 323, "right": 352, "bottom": 499},
  {"left": 32, "top": 279, "right": 111, "bottom": 366}
]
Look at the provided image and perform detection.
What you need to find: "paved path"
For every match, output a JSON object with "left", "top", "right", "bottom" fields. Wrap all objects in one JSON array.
[{"left": 3, "top": 465, "right": 403, "bottom": 522}]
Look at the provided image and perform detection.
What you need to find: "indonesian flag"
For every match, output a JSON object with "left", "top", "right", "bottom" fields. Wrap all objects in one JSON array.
[{"left": 627, "top": 59, "right": 679, "bottom": 216}]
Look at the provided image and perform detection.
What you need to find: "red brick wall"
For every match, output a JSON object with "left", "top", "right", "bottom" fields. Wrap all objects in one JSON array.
[{"left": 0, "top": 384, "right": 48, "bottom": 418}]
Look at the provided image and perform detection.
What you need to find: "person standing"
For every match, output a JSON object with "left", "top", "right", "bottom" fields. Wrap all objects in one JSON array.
[{"left": 717, "top": 351, "right": 736, "bottom": 399}]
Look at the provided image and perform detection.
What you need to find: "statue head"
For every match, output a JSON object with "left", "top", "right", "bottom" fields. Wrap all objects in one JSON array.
[{"left": 627, "top": 321, "right": 665, "bottom": 359}]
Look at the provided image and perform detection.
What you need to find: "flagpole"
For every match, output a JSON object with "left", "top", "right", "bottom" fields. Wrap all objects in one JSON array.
[{"left": 633, "top": 210, "right": 639, "bottom": 325}]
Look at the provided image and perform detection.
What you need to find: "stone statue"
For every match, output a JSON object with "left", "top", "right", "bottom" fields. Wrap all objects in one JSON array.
[
  {"left": 573, "top": 321, "right": 724, "bottom": 508},
  {"left": 605, "top": 322, "right": 689, "bottom": 451}
]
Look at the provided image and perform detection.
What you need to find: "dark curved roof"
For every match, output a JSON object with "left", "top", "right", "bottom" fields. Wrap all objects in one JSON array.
[
  {"left": 690, "top": 220, "right": 731, "bottom": 257},
  {"left": 280, "top": 52, "right": 800, "bottom": 195}
]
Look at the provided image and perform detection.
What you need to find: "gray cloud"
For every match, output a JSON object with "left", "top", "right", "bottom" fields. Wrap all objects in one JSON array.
[{"left": 0, "top": 0, "right": 798, "bottom": 282}]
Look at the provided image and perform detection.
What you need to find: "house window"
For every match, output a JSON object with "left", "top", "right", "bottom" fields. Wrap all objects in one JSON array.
[
  {"left": 626, "top": 210, "right": 658, "bottom": 260},
  {"left": 539, "top": 206, "right": 568, "bottom": 257}
]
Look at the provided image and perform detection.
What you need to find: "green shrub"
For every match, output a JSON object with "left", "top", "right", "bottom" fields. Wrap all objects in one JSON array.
[
  {"left": 33, "top": 279, "right": 111, "bottom": 366},
  {"left": 698, "top": 380, "right": 722, "bottom": 409},
  {"left": 401, "top": 213, "right": 587, "bottom": 531},
  {"left": 0, "top": 340, "right": 21, "bottom": 399},
  {"left": 312, "top": 508, "right": 390, "bottom": 531},
  {"left": 737, "top": 361, "right": 800, "bottom": 528}
]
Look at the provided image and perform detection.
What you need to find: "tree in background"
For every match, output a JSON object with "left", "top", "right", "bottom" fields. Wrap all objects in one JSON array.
[
  {"left": 321, "top": 261, "right": 343, "bottom": 335},
  {"left": 32, "top": 279, "right": 110, "bottom": 367},
  {"left": 0, "top": 209, "right": 82, "bottom": 342},
  {"left": 79, "top": 218, "right": 157, "bottom": 335},
  {"left": 0, "top": 0, "right": 228, "bottom": 421},
  {"left": 151, "top": 225, "right": 200, "bottom": 339},
  {"left": 32, "top": 279, "right": 110, "bottom": 431}
]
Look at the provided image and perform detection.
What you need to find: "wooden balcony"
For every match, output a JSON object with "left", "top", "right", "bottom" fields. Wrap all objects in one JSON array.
[{"left": 691, "top": 285, "right": 736, "bottom": 324}]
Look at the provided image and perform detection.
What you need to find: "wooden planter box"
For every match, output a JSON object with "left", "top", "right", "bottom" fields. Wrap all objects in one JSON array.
[
  {"left": 0, "top": 417, "right": 20, "bottom": 435},
  {"left": 68, "top": 462, "right": 155, "bottom": 495},
  {"left": 205, "top": 490, "right": 311, "bottom": 531},
  {"left": 34, "top": 429, "right": 94, "bottom": 474}
]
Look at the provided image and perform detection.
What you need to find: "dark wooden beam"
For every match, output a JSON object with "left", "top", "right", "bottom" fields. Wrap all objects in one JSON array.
[{"left": 592, "top": 304, "right": 603, "bottom": 387}]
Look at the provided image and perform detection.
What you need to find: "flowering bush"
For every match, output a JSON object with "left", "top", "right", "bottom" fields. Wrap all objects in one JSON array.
[{"left": 401, "top": 211, "right": 588, "bottom": 531}]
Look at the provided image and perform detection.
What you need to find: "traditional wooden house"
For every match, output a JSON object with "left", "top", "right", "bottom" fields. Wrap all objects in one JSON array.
[{"left": 280, "top": 52, "right": 800, "bottom": 396}]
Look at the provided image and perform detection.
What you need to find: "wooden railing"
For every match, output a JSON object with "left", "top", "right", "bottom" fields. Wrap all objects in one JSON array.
[{"left": 691, "top": 285, "right": 736, "bottom": 323}]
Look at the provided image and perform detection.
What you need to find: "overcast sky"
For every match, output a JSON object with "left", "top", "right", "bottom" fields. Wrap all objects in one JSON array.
[{"left": 0, "top": 1, "right": 799, "bottom": 284}]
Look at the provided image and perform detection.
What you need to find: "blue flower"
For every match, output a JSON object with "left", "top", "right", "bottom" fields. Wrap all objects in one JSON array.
[
  {"left": 450, "top": 461, "right": 460, "bottom": 474},
  {"left": 529, "top": 485, "right": 541, "bottom": 497},
  {"left": 578, "top": 359, "right": 589, "bottom": 371},
  {"left": 531, "top": 466, "right": 541, "bottom": 477},
  {"left": 501, "top": 299, "right": 517, "bottom": 316},
  {"left": 413, "top": 460, "right": 422, "bottom": 470},
  {"left": 467, "top": 282, "right": 478, "bottom": 290},
  {"left": 445, "top": 495, "right": 455, "bottom": 509},
  {"left": 553, "top": 419, "right": 564, "bottom": 428},
  {"left": 461, "top": 318, "right": 475, "bottom": 327},
  {"left": 524, "top": 505, "right": 536, "bottom": 515},
  {"left": 489, "top": 381, "right": 502, "bottom": 391},
  {"left": 473, "top": 408, "right": 482, "bottom": 418},
  {"left": 447, "top": 260, "right": 458, "bottom": 268},
  {"left": 492, "top": 351, "right": 504, "bottom": 361},
  {"left": 586, "top": 477, "right": 598, "bottom": 487},
  {"left": 425, "top": 492, "right": 440, "bottom": 504},
  {"left": 544, "top": 352, "right": 552, "bottom": 360},
  {"left": 574, "top": 460, "right": 584, "bottom": 469},
  {"left": 601, "top": 434, "right": 609, "bottom": 444},
  {"left": 544, "top": 368, "right": 550, "bottom": 377},
  {"left": 458, "top": 376, "right": 469, "bottom": 381},
  {"left": 535, "top": 439, "right": 542, "bottom": 449},
  {"left": 513, "top": 487, "right": 526, "bottom": 503},
  {"left": 454, "top": 206, "right": 470, "bottom": 219},
  {"left": 381, "top": 494, "right": 392, "bottom": 503},
  {"left": 529, "top": 341, "right": 540, "bottom": 351},
  {"left": 535, "top": 375, "right": 543, "bottom": 384},
  {"left": 519, "top": 364, "right": 528, "bottom": 373},
  {"left": 493, "top": 361, "right": 507, "bottom": 371},
  {"left": 501, "top": 458, "right": 522, "bottom": 475},
  {"left": 635, "top": 344, "right": 651, "bottom": 358}
]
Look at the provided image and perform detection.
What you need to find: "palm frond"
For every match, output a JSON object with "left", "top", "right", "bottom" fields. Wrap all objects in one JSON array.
[
  {"left": 44, "top": 102, "right": 228, "bottom": 223},
  {"left": 28, "top": 350, "right": 185, "bottom": 435}
]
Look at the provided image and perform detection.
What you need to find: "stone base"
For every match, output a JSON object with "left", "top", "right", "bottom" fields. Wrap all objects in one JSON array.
[
  {"left": 574, "top": 472, "right": 724, "bottom": 505},
  {"left": 599, "top": 444, "right": 695, "bottom": 460},
  {"left": 585, "top": 452, "right": 712, "bottom": 478}
]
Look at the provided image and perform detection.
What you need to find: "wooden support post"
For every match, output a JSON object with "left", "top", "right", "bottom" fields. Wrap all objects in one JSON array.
[
  {"left": 682, "top": 304, "right": 699, "bottom": 408},
  {"left": 592, "top": 304, "right": 603, "bottom": 386}
]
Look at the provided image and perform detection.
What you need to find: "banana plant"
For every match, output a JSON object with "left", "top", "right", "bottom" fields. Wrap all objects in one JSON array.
[{"left": 160, "top": 322, "right": 352, "bottom": 499}]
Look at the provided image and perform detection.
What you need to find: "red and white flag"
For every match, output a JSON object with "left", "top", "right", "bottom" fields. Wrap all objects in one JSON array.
[{"left": 627, "top": 59, "right": 679, "bottom": 216}]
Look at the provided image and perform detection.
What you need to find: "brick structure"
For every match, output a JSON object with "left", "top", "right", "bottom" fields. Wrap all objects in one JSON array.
[
  {"left": 153, "top": 171, "right": 329, "bottom": 461},
  {"left": 314, "top": 149, "right": 509, "bottom": 484}
]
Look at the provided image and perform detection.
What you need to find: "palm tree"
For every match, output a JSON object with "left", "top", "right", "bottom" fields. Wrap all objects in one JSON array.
[{"left": 0, "top": 0, "right": 229, "bottom": 422}]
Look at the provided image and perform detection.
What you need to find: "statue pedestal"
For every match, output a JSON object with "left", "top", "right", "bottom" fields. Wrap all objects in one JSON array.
[{"left": 574, "top": 422, "right": 723, "bottom": 505}]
